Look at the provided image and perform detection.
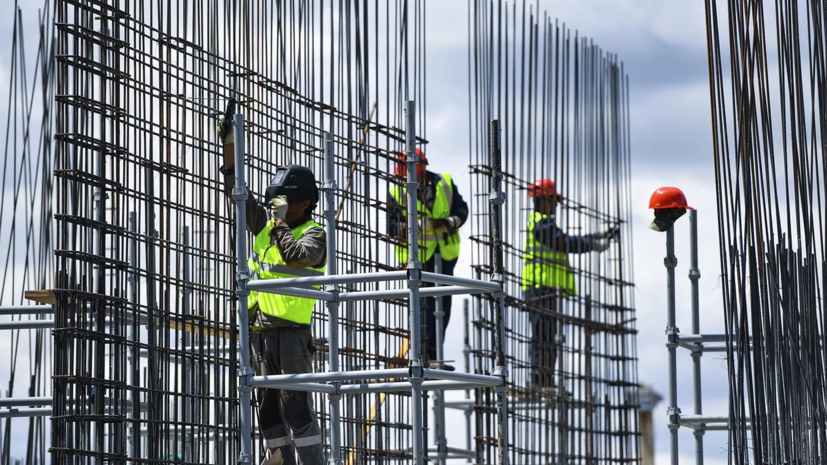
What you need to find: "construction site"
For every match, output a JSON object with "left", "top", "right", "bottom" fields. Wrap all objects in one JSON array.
[{"left": 0, "top": 1, "right": 825, "bottom": 465}]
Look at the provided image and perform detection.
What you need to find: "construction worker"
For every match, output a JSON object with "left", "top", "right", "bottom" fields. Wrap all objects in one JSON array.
[
  {"left": 388, "top": 148, "right": 468, "bottom": 369},
  {"left": 218, "top": 101, "right": 325, "bottom": 465},
  {"left": 523, "top": 179, "right": 617, "bottom": 392}
]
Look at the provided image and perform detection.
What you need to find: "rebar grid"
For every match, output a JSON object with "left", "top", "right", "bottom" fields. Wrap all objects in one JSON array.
[
  {"left": 49, "top": 0, "right": 428, "bottom": 463},
  {"left": 704, "top": 0, "right": 827, "bottom": 463},
  {"left": 467, "top": 2, "right": 639, "bottom": 464}
]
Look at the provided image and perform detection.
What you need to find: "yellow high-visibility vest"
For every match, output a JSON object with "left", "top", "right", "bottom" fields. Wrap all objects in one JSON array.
[
  {"left": 522, "top": 212, "right": 576, "bottom": 295},
  {"left": 389, "top": 173, "right": 460, "bottom": 264},
  {"left": 247, "top": 219, "right": 326, "bottom": 326}
]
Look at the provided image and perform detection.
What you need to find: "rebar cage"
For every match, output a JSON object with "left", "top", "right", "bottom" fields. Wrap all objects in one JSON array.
[
  {"left": 49, "top": 0, "right": 427, "bottom": 462},
  {"left": 467, "top": 2, "right": 640, "bottom": 464}
]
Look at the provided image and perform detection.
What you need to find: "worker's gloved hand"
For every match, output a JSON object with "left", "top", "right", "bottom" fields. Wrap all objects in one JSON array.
[
  {"left": 596, "top": 225, "right": 621, "bottom": 241},
  {"left": 217, "top": 98, "right": 237, "bottom": 144},
  {"left": 269, "top": 195, "right": 289, "bottom": 220},
  {"left": 421, "top": 217, "right": 438, "bottom": 232},
  {"left": 434, "top": 216, "right": 462, "bottom": 235},
  {"left": 593, "top": 238, "right": 611, "bottom": 252}
]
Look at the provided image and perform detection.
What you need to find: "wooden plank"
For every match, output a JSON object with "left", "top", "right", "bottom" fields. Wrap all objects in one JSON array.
[{"left": 24, "top": 290, "right": 55, "bottom": 305}]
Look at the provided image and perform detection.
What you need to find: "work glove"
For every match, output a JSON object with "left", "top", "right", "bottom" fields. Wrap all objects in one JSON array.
[
  {"left": 217, "top": 98, "right": 236, "bottom": 144},
  {"left": 434, "top": 216, "right": 462, "bottom": 235},
  {"left": 593, "top": 238, "right": 611, "bottom": 253},
  {"left": 596, "top": 225, "right": 621, "bottom": 241},
  {"left": 268, "top": 195, "right": 289, "bottom": 220},
  {"left": 421, "top": 217, "right": 438, "bottom": 232}
]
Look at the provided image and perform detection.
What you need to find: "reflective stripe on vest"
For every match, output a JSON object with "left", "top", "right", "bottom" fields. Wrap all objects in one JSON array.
[
  {"left": 389, "top": 173, "right": 460, "bottom": 263},
  {"left": 521, "top": 212, "right": 577, "bottom": 295},
  {"left": 247, "top": 219, "right": 326, "bottom": 326}
]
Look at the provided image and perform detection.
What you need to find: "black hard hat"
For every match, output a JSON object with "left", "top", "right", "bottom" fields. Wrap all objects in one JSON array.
[{"left": 264, "top": 165, "right": 319, "bottom": 206}]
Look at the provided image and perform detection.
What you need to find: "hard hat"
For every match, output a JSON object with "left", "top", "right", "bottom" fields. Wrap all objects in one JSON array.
[
  {"left": 264, "top": 165, "right": 319, "bottom": 206},
  {"left": 648, "top": 186, "right": 693, "bottom": 210},
  {"left": 528, "top": 179, "right": 562, "bottom": 198},
  {"left": 395, "top": 148, "right": 428, "bottom": 178}
]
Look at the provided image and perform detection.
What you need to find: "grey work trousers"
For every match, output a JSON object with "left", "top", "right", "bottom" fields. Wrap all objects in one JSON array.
[
  {"left": 525, "top": 288, "right": 562, "bottom": 389},
  {"left": 251, "top": 326, "right": 324, "bottom": 465}
]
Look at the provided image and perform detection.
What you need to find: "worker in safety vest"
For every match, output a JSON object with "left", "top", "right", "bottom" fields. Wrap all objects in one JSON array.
[
  {"left": 388, "top": 148, "right": 468, "bottom": 369},
  {"left": 523, "top": 179, "right": 617, "bottom": 392},
  {"left": 218, "top": 101, "right": 326, "bottom": 465}
]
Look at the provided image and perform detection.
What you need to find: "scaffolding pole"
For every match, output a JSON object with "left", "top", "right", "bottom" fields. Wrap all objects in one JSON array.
[{"left": 232, "top": 113, "right": 254, "bottom": 465}]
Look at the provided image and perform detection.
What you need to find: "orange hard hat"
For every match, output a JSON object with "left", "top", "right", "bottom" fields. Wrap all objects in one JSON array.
[
  {"left": 529, "top": 179, "right": 561, "bottom": 198},
  {"left": 395, "top": 148, "right": 427, "bottom": 178},
  {"left": 649, "top": 186, "right": 693, "bottom": 210}
]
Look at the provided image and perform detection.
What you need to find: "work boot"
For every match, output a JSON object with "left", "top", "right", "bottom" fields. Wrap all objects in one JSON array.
[{"left": 427, "top": 360, "right": 456, "bottom": 371}]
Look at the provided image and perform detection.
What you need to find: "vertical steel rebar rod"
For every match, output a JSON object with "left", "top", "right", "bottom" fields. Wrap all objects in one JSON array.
[
  {"left": 489, "top": 119, "right": 509, "bottom": 465},
  {"left": 433, "top": 253, "right": 446, "bottom": 465},
  {"left": 233, "top": 113, "right": 254, "bottom": 465},
  {"left": 665, "top": 226, "right": 680, "bottom": 465},
  {"left": 323, "top": 131, "right": 343, "bottom": 465},
  {"left": 689, "top": 209, "right": 703, "bottom": 465},
  {"left": 405, "top": 100, "right": 425, "bottom": 465}
]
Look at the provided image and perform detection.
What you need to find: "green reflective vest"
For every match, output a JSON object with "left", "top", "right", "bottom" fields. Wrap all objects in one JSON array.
[
  {"left": 389, "top": 173, "right": 460, "bottom": 264},
  {"left": 247, "top": 219, "right": 326, "bottom": 326},
  {"left": 522, "top": 212, "right": 577, "bottom": 295}
]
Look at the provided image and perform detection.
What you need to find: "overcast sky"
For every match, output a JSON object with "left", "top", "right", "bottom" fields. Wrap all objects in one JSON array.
[{"left": 0, "top": 1, "right": 733, "bottom": 463}]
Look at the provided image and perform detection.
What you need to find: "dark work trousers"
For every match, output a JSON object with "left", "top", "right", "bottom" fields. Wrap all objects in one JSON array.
[
  {"left": 251, "top": 327, "right": 324, "bottom": 465},
  {"left": 525, "top": 288, "right": 561, "bottom": 389},
  {"left": 421, "top": 255, "right": 457, "bottom": 361}
]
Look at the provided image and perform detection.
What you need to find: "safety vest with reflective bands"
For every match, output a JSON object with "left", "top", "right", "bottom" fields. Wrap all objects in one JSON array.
[
  {"left": 522, "top": 212, "right": 577, "bottom": 295},
  {"left": 389, "top": 173, "right": 460, "bottom": 264},
  {"left": 247, "top": 219, "right": 326, "bottom": 326}
]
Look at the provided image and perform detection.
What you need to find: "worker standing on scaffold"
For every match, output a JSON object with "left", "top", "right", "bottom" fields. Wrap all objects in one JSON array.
[
  {"left": 523, "top": 179, "right": 617, "bottom": 394},
  {"left": 218, "top": 101, "right": 326, "bottom": 465},
  {"left": 388, "top": 148, "right": 469, "bottom": 370}
]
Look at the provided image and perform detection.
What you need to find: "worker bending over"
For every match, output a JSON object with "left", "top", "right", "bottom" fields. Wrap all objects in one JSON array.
[
  {"left": 219, "top": 102, "right": 325, "bottom": 465},
  {"left": 388, "top": 148, "right": 468, "bottom": 369},
  {"left": 523, "top": 179, "right": 617, "bottom": 392}
]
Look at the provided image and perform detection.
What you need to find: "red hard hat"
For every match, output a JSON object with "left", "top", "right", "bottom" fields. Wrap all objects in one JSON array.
[
  {"left": 529, "top": 179, "right": 561, "bottom": 198},
  {"left": 395, "top": 148, "right": 427, "bottom": 178},
  {"left": 649, "top": 186, "right": 693, "bottom": 210}
]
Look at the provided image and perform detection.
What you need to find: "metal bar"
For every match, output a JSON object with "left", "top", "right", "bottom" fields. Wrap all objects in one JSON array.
[
  {"left": 0, "top": 407, "right": 52, "bottom": 418},
  {"left": 422, "top": 368, "right": 503, "bottom": 385},
  {"left": 0, "top": 320, "right": 54, "bottom": 330},
  {"left": 338, "top": 380, "right": 494, "bottom": 394},
  {"left": 433, "top": 254, "right": 447, "bottom": 465},
  {"left": 406, "top": 100, "right": 425, "bottom": 465},
  {"left": 251, "top": 369, "right": 410, "bottom": 386},
  {"left": 420, "top": 271, "right": 502, "bottom": 292},
  {"left": 462, "top": 298, "right": 472, "bottom": 464},
  {"left": 336, "top": 286, "right": 487, "bottom": 302},
  {"left": 242, "top": 271, "right": 408, "bottom": 290},
  {"left": 689, "top": 209, "right": 703, "bottom": 465},
  {"left": 678, "top": 334, "right": 728, "bottom": 343},
  {"left": 0, "top": 397, "right": 52, "bottom": 407},
  {"left": 323, "top": 131, "right": 343, "bottom": 465},
  {"left": 245, "top": 282, "right": 333, "bottom": 301},
  {"left": 233, "top": 113, "right": 254, "bottom": 465},
  {"left": 665, "top": 225, "right": 679, "bottom": 465},
  {"left": 489, "top": 119, "right": 509, "bottom": 465},
  {"left": 680, "top": 415, "right": 748, "bottom": 424},
  {"left": 0, "top": 306, "right": 53, "bottom": 315}
]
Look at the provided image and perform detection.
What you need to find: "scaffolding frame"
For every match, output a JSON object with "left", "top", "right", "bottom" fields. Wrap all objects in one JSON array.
[
  {"left": 231, "top": 103, "right": 510, "bottom": 465},
  {"left": 663, "top": 209, "right": 752, "bottom": 465}
]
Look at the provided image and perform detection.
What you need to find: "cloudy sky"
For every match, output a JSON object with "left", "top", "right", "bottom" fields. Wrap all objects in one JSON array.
[{"left": 0, "top": 1, "right": 733, "bottom": 463}]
